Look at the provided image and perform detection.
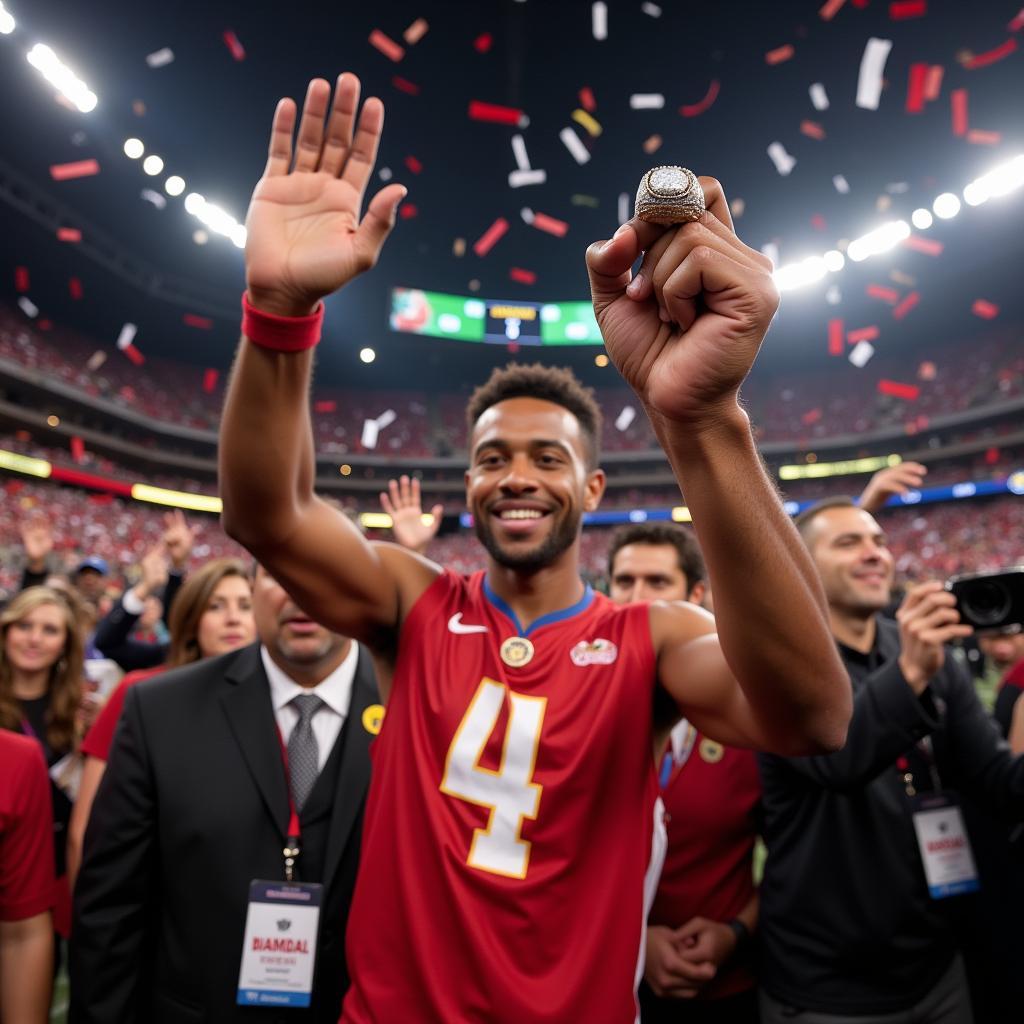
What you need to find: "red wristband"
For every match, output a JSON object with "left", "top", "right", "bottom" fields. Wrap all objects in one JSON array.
[{"left": 241, "top": 292, "right": 324, "bottom": 352}]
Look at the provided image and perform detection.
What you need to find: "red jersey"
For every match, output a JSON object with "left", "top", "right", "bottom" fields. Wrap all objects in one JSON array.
[
  {"left": 81, "top": 666, "right": 165, "bottom": 762},
  {"left": 342, "top": 570, "right": 662, "bottom": 1024}
]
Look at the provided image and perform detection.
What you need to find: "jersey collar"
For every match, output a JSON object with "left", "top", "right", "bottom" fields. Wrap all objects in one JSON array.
[{"left": 482, "top": 576, "right": 594, "bottom": 638}]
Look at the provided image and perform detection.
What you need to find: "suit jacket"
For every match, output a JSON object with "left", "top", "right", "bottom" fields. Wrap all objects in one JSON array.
[{"left": 70, "top": 642, "right": 378, "bottom": 1024}]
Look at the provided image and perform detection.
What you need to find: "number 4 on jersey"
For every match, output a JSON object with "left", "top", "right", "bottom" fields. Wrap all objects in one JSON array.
[{"left": 440, "top": 679, "right": 547, "bottom": 879}]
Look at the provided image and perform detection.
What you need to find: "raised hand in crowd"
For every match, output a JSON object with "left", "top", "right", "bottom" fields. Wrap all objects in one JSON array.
[
  {"left": 19, "top": 516, "right": 54, "bottom": 573},
  {"left": 133, "top": 543, "right": 170, "bottom": 602},
  {"left": 858, "top": 461, "right": 928, "bottom": 515},
  {"left": 161, "top": 509, "right": 195, "bottom": 571},
  {"left": 379, "top": 475, "right": 442, "bottom": 555},
  {"left": 896, "top": 580, "right": 974, "bottom": 694}
]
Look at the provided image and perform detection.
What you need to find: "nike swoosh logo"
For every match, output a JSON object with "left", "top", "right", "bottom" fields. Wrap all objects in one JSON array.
[{"left": 448, "top": 613, "right": 488, "bottom": 635}]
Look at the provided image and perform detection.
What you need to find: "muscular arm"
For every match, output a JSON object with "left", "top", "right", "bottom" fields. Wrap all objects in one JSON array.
[{"left": 0, "top": 914, "right": 52, "bottom": 1023}]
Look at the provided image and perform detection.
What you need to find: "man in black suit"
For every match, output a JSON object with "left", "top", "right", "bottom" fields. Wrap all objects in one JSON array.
[{"left": 69, "top": 566, "right": 381, "bottom": 1023}]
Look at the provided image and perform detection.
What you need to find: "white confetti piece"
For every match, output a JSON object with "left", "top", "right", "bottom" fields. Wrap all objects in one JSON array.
[
  {"left": 615, "top": 407, "right": 636, "bottom": 431},
  {"left": 375, "top": 409, "right": 397, "bottom": 430},
  {"left": 520, "top": 207, "right": 536, "bottom": 225},
  {"left": 833, "top": 174, "right": 850, "bottom": 194},
  {"left": 849, "top": 340, "right": 875, "bottom": 367},
  {"left": 641, "top": 2, "right": 662, "bottom": 15},
  {"left": 509, "top": 169, "right": 547, "bottom": 188},
  {"left": 618, "top": 192, "right": 629, "bottom": 225},
  {"left": 809, "top": 82, "right": 829, "bottom": 110},
  {"left": 629, "top": 93, "right": 665, "bottom": 110},
  {"left": 592, "top": 1, "right": 608, "bottom": 40},
  {"left": 17, "top": 296, "right": 39, "bottom": 318},
  {"left": 116, "top": 323, "right": 137, "bottom": 350},
  {"left": 361, "top": 420, "right": 380, "bottom": 450},
  {"left": 140, "top": 189, "right": 166, "bottom": 208},
  {"left": 826, "top": 285, "right": 842, "bottom": 305},
  {"left": 885, "top": 181, "right": 909, "bottom": 193},
  {"left": 559, "top": 126, "right": 590, "bottom": 165},
  {"left": 379, "top": 167, "right": 392, "bottom": 181},
  {"left": 146, "top": 47, "right": 174, "bottom": 68},
  {"left": 767, "top": 141, "right": 796, "bottom": 176},
  {"left": 856, "top": 37, "right": 893, "bottom": 111},
  {"left": 511, "top": 134, "right": 531, "bottom": 171}
]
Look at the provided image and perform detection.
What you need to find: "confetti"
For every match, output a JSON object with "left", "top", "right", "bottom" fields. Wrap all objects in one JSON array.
[
  {"left": 801, "top": 408, "right": 823, "bottom": 425},
  {"left": 767, "top": 141, "right": 796, "bottom": 175},
  {"left": 473, "top": 33, "right": 493, "bottom": 54},
  {"left": 849, "top": 341, "right": 875, "bottom": 367},
  {"left": 71, "top": 436, "right": 85, "bottom": 462},
  {"left": 571, "top": 109, "right": 602, "bottom": 137},
  {"left": 473, "top": 217, "right": 509, "bottom": 257},
  {"left": 403, "top": 18, "right": 429, "bottom": 45},
  {"left": 146, "top": 47, "right": 174, "bottom": 68},
  {"left": 116, "top": 323, "right": 138, "bottom": 350},
  {"left": 629, "top": 94, "right": 664, "bottom": 110},
  {"left": 529, "top": 211, "right": 569, "bottom": 237},
  {"left": 18, "top": 297, "right": 39, "bottom": 318},
  {"left": 889, "top": 270, "right": 916, "bottom": 286},
  {"left": 641, "top": 2, "right": 662, "bottom": 16},
  {"left": 86, "top": 350, "right": 106, "bottom": 371},
  {"left": 592, "top": 2, "right": 608, "bottom": 41},
  {"left": 866, "top": 284, "right": 899, "bottom": 303},
  {"left": 903, "top": 235, "right": 943, "bottom": 256},
  {"left": 847, "top": 326, "right": 880, "bottom": 344},
  {"left": 679, "top": 80, "right": 719, "bottom": 117},
  {"left": 967, "top": 129, "right": 1001, "bottom": 145},
  {"left": 765, "top": 44, "right": 795, "bottom": 65},
  {"left": 892, "top": 291, "right": 920, "bottom": 318},
  {"left": 856, "top": 38, "right": 893, "bottom": 110},
  {"left": 1010, "top": 8, "right": 1024, "bottom": 31},
  {"left": 560, "top": 127, "right": 590, "bottom": 165},
  {"left": 810, "top": 213, "right": 827, "bottom": 230},
  {"left": 132, "top": 99, "right": 146, "bottom": 116},
  {"left": 313, "top": 399, "right": 336, "bottom": 413},
  {"left": 878, "top": 379, "right": 919, "bottom": 400},
  {"left": 642, "top": 134, "right": 663, "bottom": 154},
  {"left": 950, "top": 89, "right": 968, "bottom": 135},
  {"left": 972, "top": 299, "right": 999, "bottom": 319},
  {"left": 510, "top": 267, "right": 536, "bottom": 285},
  {"left": 223, "top": 30, "right": 246, "bottom": 61},
  {"left": 833, "top": 174, "right": 850, "bottom": 193},
  {"left": 579, "top": 86, "right": 597, "bottom": 112},
  {"left": 889, "top": 0, "right": 926, "bottom": 18},
  {"left": 369, "top": 29, "right": 404, "bottom": 62},
  {"left": 141, "top": 189, "right": 167, "bottom": 208},
  {"left": 510, "top": 135, "right": 531, "bottom": 172},
  {"left": 923, "top": 65, "right": 944, "bottom": 100},
  {"left": 122, "top": 344, "right": 145, "bottom": 366},
  {"left": 615, "top": 407, "right": 636, "bottom": 431},
  {"left": 826, "top": 285, "right": 842, "bottom": 305},
  {"left": 618, "top": 192, "right": 629, "bottom": 224},
  {"left": 392, "top": 77, "right": 420, "bottom": 96},
  {"left": 379, "top": 167, "right": 392, "bottom": 181},
  {"left": 918, "top": 360, "right": 937, "bottom": 380},
  {"left": 69, "top": 277, "right": 83, "bottom": 299},
  {"left": 14, "top": 267, "right": 29, "bottom": 292},
  {"left": 828, "top": 318, "right": 844, "bottom": 356},
  {"left": 398, "top": 203, "right": 418, "bottom": 219},
  {"left": 50, "top": 159, "right": 100, "bottom": 181},
  {"left": 57, "top": 227, "right": 81, "bottom": 242},
  {"left": 508, "top": 169, "right": 546, "bottom": 188},
  {"left": 183, "top": 314, "right": 213, "bottom": 329},
  {"left": 571, "top": 194, "right": 600, "bottom": 207},
  {"left": 906, "top": 63, "right": 928, "bottom": 112},
  {"left": 730, "top": 197, "right": 746, "bottom": 218},
  {"left": 468, "top": 100, "right": 525, "bottom": 125},
  {"left": 809, "top": 83, "right": 830, "bottom": 110},
  {"left": 819, "top": 0, "right": 847, "bottom": 21},
  {"left": 404, "top": 156, "right": 423, "bottom": 174},
  {"left": 965, "top": 38, "right": 1017, "bottom": 68},
  {"left": 453, "top": 238, "right": 466, "bottom": 257},
  {"left": 202, "top": 369, "right": 219, "bottom": 393},
  {"left": 801, "top": 120, "right": 826, "bottom": 140}
]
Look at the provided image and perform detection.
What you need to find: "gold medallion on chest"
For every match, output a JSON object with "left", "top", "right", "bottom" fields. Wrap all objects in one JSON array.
[{"left": 500, "top": 636, "right": 535, "bottom": 668}]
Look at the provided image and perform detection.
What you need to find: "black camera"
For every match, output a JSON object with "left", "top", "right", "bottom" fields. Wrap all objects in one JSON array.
[{"left": 947, "top": 567, "right": 1024, "bottom": 632}]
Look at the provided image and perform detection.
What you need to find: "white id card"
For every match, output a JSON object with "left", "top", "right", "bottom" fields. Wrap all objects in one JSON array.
[
  {"left": 911, "top": 794, "right": 980, "bottom": 900},
  {"left": 237, "top": 880, "right": 322, "bottom": 1008}
]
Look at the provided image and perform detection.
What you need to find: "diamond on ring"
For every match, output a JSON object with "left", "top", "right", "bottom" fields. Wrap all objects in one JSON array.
[{"left": 635, "top": 166, "right": 705, "bottom": 225}]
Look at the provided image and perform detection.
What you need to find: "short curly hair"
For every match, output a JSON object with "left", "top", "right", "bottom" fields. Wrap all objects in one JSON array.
[{"left": 466, "top": 363, "right": 603, "bottom": 468}]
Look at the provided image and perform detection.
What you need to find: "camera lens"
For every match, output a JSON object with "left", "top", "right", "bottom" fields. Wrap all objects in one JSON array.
[{"left": 961, "top": 581, "right": 1012, "bottom": 627}]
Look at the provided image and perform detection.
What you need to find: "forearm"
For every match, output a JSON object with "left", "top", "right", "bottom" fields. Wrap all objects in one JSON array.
[
  {"left": 652, "top": 404, "right": 849, "bottom": 749},
  {"left": 0, "top": 918, "right": 53, "bottom": 1023},
  {"left": 735, "top": 891, "right": 758, "bottom": 933}
]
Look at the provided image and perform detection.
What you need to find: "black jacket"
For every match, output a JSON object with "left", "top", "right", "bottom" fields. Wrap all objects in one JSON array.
[
  {"left": 92, "top": 572, "right": 183, "bottom": 671},
  {"left": 70, "top": 642, "right": 378, "bottom": 1024},
  {"left": 758, "top": 616, "right": 1024, "bottom": 1015}
]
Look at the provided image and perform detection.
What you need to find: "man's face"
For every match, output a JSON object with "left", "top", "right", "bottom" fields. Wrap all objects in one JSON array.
[
  {"left": 806, "top": 506, "right": 895, "bottom": 616},
  {"left": 75, "top": 568, "right": 105, "bottom": 600},
  {"left": 466, "top": 397, "right": 605, "bottom": 572},
  {"left": 609, "top": 543, "right": 702, "bottom": 605},
  {"left": 252, "top": 568, "right": 346, "bottom": 666},
  {"left": 979, "top": 632, "right": 1024, "bottom": 671}
]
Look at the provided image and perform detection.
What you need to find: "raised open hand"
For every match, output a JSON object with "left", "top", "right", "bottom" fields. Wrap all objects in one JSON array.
[
  {"left": 162, "top": 509, "right": 195, "bottom": 570},
  {"left": 245, "top": 74, "right": 407, "bottom": 318},
  {"left": 380, "top": 475, "right": 442, "bottom": 555},
  {"left": 19, "top": 516, "right": 54, "bottom": 569},
  {"left": 858, "top": 461, "right": 927, "bottom": 515},
  {"left": 585, "top": 177, "right": 778, "bottom": 427}
]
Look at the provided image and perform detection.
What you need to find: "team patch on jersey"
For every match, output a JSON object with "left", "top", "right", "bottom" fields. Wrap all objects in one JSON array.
[{"left": 569, "top": 638, "right": 619, "bottom": 667}]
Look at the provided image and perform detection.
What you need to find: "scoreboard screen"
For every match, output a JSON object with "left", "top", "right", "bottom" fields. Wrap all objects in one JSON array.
[{"left": 390, "top": 288, "right": 602, "bottom": 346}]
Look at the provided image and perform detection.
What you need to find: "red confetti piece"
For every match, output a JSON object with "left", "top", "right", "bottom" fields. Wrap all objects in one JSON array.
[
  {"left": 800, "top": 120, "right": 826, "bottom": 140},
  {"left": 510, "top": 267, "right": 536, "bottom": 285},
  {"left": 507, "top": 342, "right": 520, "bottom": 355},
  {"left": 819, "top": 0, "right": 846, "bottom": 20},
  {"left": 468, "top": 100, "right": 524, "bottom": 125},
  {"left": 892, "top": 291, "right": 920, "bottom": 319},
  {"left": 985, "top": 446, "right": 1000, "bottom": 465},
  {"left": 967, "top": 129, "right": 1001, "bottom": 145},
  {"left": 313, "top": 399, "right": 336, "bottom": 414},
  {"left": 369, "top": 29, "right": 405, "bottom": 62},
  {"left": 122, "top": 344, "right": 145, "bottom": 366},
  {"left": 14, "top": 267, "right": 29, "bottom": 292},
  {"left": 810, "top": 213, "right": 827, "bottom": 231},
  {"left": 202, "top": 369, "right": 219, "bottom": 393},
  {"left": 183, "top": 314, "right": 213, "bottom": 329},
  {"left": 404, "top": 155, "right": 423, "bottom": 174},
  {"left": 847, "top": 325, "right": 880, "bottom": 343},
  {"left": 765, "top": 44, "right": 795, "bottom": 65},
  {"left": 828, "top": 318, "right": 844, "bottom": 356},
  {"left": 903, "top": 235, "right": 943, "bottom": 256},
  {"left": 50, "top": 159, "right": 100, "bottom": 181},
  {"left": 473, "top": 32, "right": 493, "bottom": 54},
  {"left": 679, "top": 79, "right": 720, "bottom": 117},
  {"left": 37, "top": 320, "right": 52, "bottom": 332},
  {"left": 57, "top": 227, "right": 81, "bottom": 242},
  {"left": 923, "top": 64, "right": 944, "bottom": 100},
  {"left": 398, "top": 203, "right": 418, "bottom": 219},
  {"left": 972, "top": 299, "right": 1000, "bottom": 319},
  {"left": 851, "top": 0, "right": 869, "bottom": 7},
  {"left": 801, "top": 408, "right": 823, "bottom": 425},
  {"left": 1010, "top": 9, "right": 1024, "bottom": 31},
  {"left": 878, "top": 379, "right": 919, "bottom": 400},
  {"left": 403, "top": 18, "right": 428, "bottom": 44},
  {"left": 223, "top": 30, "right": 245, "bottom": 61},
  {"left": 69, "top": 277, "right": 83, "bottom": 300},
  {"left": 473, "top": 217, "right": 509, "bottom": 257},
  {"left": 918, "top": 359, "right": 936, "bottom": 380},
  {"left": 965, "top": 38, "right": 1017, "bottom": 68},
  {"left": 951, "top": 88, "right": 968, "bottom": 135},
  {"left": 392, "top": 76, "right": 420, "bottom": 95},
  {"left": 70, "top": 437, "right": 85, "bottom": 462},
  {"left": 531, "top": 212, "right": 569, "bottom": 238},
  {"left": 905, "top": 62, "right": 928, "bottom": 112},
  {"left": 579, "top": 86, "right": 596, "bottom": 112},
  {"left": 867, "top": 285, "right": 899, "bottom": 303},
  {"left": 889, "top": 0, "right": 926, "bottom": 18}
]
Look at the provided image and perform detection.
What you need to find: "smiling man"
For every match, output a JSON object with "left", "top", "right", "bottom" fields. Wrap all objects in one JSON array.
[{"left": 218, "top": 73, "right": 850, "bottom": 1023}]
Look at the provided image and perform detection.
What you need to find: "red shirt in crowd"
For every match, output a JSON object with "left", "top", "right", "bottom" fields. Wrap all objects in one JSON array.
[
  {"left": 81, "top": 667, "right": 166, "bottom": 763},
  {"left": 649, "top": 729, "right": 762, "bottom": 1000},
  {"left": 0, "top": 731, "right": 57, "bottom": 922}
]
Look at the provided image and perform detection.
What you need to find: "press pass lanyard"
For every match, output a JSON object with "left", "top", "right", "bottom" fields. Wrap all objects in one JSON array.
[{"left": 275, "top": 727, "right": 301, "bottom": 882}]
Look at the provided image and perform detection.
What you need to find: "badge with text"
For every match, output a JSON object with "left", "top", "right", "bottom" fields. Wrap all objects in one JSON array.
[
  {"left": 911, "top": 794, "right": 980, "bottom": 900},
  {"left": 237, "top": 880, "right": 322, "bottom": 1008}
]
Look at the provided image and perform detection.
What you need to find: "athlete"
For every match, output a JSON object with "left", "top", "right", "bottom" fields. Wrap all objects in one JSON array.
[{"left": 219, "top": 74, "right": 850, "bottom": 1023}]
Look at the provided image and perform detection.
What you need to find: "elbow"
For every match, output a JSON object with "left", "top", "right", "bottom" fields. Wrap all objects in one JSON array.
[{"left": 790, "top": 684, "right": 853, "bottom": 756}]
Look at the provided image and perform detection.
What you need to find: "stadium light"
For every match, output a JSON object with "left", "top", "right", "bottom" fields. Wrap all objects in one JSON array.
[
  {"left": 360, "top": 348, "right": 376, "bottom": 364},
  {"left": 846, "top": 220, "right": 910, "bottom": 263},
  {"left": 26, "top": 44, "right": 97, "bottom": 112},
  {"left": 822, "top": 250, "right": 845, "bottom": 272},
  {"left": 911, "top": 207, "right": 933, "bottom": 229},
  {"left": 142, "top": 154, "right": 164, "bottom": 176},
  {"left": 123, "top": 137, "right": 144, "bottom": 159},
  {"left": 932, "top": 192, "right": 960, "bottom": 219},
  {"left": 164, "top": 175, "right": 185, "bottom": 196},
  {"left": 774, "top": 256, "right": 828, "bottom": 292},
  {"left": 0, "top": 3, "right": 14, "bottom": 34}
]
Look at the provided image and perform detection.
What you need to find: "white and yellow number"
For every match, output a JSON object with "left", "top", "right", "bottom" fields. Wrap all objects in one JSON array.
[{"left": 440, "top": 678, "right": 546, "bottom": 879}]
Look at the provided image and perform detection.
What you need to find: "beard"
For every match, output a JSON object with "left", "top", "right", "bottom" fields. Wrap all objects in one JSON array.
[{"left": 474, "top": 508, "right": 581, "bottom": 572}]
